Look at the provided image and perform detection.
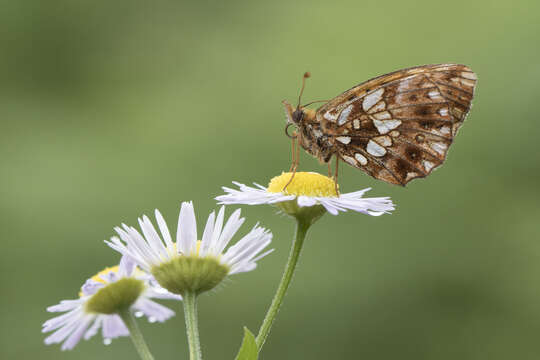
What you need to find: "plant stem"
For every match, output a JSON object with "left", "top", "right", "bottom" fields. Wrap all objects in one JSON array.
[
  {"left": 183, "top": 292, "right": 203, "bottom": 360},
  {"left": 118, "top": 308, "right": 155, "bottom": 360},
  {"left": 255, "top": 217, "right": 311, "bottom": 350}
]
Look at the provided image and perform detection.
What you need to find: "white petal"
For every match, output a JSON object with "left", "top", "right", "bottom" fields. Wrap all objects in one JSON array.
[
  {"left": 44, "top": 309, "right": 85, "bottom": 345},
  {"left": 118, "top": 255, "right": 136, "bottom": 277},
  {"left": 216, "top": 182, "right": 295, "bottom": 205},
  {"left": 155, "top": 209, "right": 175, "bottom": 252},
  {"left": 84, "top": 317, "right": 103, "bottom": 340},
  {"left": 46, "top": 299, "right": 84, "bottom": 313},
  {"left": 176, "top": 202, "right": 197, "bottom": 255},
  {"left": 139, "top": 215, "right": 168, "bottom": 260},
  {"left": 133, "top": 298, "right": 175, "bottom": 323},
  {"left": 43, "top": 307, "right": 83, "bottom": 332},
  {"left": 200, "top": 211, "right": 215, "bottom": 257},
  {"left": 213, "top": 208, "right": 244, "bottom": 256},
  {"left": 61, "top": 316, "right": 92, "bottom": 350},
  {"left": 102, "top": 315, "right": 129, "bottom": 339},
  {"left": 297, "top": 196, "right": 317, "bottom": 207},
  {"left": 209, "top": 206, "right": 225, "bottom": 254}
]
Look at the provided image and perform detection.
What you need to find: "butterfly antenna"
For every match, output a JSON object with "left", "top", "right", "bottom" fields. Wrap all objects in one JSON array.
[
  {"left": 301, "top": 99, "right": 330, "bottom": 107},
  {"left": 296, "top": 72, "right": 310, "bottom": 109}
]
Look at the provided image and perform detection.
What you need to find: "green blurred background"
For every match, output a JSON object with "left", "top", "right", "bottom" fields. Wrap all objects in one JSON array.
[{"left": 2, "top": 0, "right": 540, "bottom": 359}]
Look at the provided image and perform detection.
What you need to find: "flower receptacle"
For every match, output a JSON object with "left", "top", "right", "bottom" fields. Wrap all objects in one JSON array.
[
  {"left": 151, "top": 256, "right": 230, "bottom": 296},
  {"left": 85, "top": 278, "right": 145, "bottom": 314}
]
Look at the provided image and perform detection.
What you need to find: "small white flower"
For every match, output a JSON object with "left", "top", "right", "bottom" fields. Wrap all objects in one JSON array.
[
  {"left": 42, "top": 256, "right": 180, "bottom": 351},
  {"left": 216, "top": 172, "right": 395, "bottom": 216},
  {"left": 106, "top": 202, "right": 273, "bottom": 295}
]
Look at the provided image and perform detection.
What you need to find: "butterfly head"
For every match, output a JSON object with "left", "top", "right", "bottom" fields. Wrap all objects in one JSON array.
[{"left": 282, "top": 100, "right": 305, "bottom": 125}]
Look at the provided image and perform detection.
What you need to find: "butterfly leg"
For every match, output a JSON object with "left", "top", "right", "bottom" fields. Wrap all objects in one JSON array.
[
  {"left": 327, "top": 161, "right": 332, "bottom": 178},
  {"left": 288, "top": 135, "right": 297, "bottom": 172},
  {"left": 283, "top": 132, "right": 301, "bottom": 192},
  {"left": 283, "top": 164, "right": 298, "bottom": 192},
  {"left": 333, "top": 156, "right": 340, "bottom": 196}
]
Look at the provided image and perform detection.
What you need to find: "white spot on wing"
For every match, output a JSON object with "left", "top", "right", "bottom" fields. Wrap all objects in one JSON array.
[
  {"left": 430, "top": 142, "right": 448, "bottom": 155},
  {"left": 324, "top": 111, "right": 337, "bottom": 122},
  {"left": 353, "top": 119, "right": 360, "bottom": 129},
  {"left": 313, "top": 128, "right": 323, "bottom": 138},
  {"left": 422, "top": 160, "right": 435, "bottom": 172},
  {"left": 342, "top": 155, "right": 356, "bottom": 166},
  {"left": 373, "top": 119, "right": 402, "bottom": 134},
  {"left": 367, "top": 100, "right": 386, "bottom": 114},
  {"left": 336, "top": 136, "right": 351, "bottom": 144},
  {"left": 461, "top": 78, "right": 475, "bottom": 87},
  {"left": 390, "top": 130, "right": 400, "bottom": 137},
  {"left": 461, "top": 71, "right": 477, "bottom": 80},
  {"left": 355, "top": 153, "right": 368, "bottom": 165},
  {"left": 371, "top": 111, "right": 392, "bottom": 120},
  {"left": 337, "top": 105, "right": 353, "bottom": 125},
  {"left": 367, "top": 140, "right": 387, "bottom": 157},
  {"left": 362, "top": 88, "right": 384, "bottom": 112},
  {"left": 428, "top": 90, "right": 442, "bottom": 100},
  {"left": 440, "top": 126, "right": 451, "bottom": 135},
  {"left": 451, "top": 77, "right": 475, "bottom": 87},
  {"left": 438, "top": 108, "right": 449, "bottom": 116},
  {"left": 406, "top": 172, "right": 418, "bottom": 181}
]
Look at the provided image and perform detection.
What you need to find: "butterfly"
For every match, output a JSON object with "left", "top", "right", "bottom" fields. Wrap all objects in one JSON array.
[{"left": 283, "top": 64, "right": 477, "bottom": 187}]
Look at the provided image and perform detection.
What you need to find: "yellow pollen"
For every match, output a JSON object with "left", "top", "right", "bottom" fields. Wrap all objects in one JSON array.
[{"left": 267, "top": 172, "right": 338, "bottom": 197}]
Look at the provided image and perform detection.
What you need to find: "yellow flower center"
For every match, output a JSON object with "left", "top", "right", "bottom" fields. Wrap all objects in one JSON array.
[{"left": 267, "top": 172, "right": 338, "bottom": 197}]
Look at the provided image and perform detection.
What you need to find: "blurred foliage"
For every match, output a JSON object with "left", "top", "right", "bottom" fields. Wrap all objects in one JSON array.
[{"left": 1, "top": 0, "right": 540, "bottom": 359}]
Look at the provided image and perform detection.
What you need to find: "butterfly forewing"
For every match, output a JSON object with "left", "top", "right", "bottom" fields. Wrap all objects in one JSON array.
[{"left": 315, "top": 64, "right": 477, "bottom": 185}]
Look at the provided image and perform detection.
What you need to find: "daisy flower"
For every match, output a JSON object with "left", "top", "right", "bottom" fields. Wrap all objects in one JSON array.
[
  {"left": 105, "top": 202, "right": 273, "bottom": 296},
  {"left": 216, "top": 172, "right": 394, "bottom": 351},
  {"left": 42, "top": 256, "right": 179, "bottom": 351},
  {"left": 216, "top": 171, "right": 395, "bottom": 217}
]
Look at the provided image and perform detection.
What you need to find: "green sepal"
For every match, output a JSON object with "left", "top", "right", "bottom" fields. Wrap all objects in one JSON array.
[{"left": 234, "top": 327, "right": 258, "bottom": 360}]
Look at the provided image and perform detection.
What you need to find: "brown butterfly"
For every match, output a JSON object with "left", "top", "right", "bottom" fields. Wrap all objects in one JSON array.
[{"left": 283, "top": 64, "right": 477, "bottom": 188}]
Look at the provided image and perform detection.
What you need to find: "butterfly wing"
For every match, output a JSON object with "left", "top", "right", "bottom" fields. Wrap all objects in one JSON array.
[{"left": 316, "top": 64, "right": 477, "bottom": 185}]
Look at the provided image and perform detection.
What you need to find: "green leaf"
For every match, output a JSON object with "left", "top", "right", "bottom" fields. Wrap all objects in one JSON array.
[{"left": 234, "top": 327, "right": 258, "bottom": 360}]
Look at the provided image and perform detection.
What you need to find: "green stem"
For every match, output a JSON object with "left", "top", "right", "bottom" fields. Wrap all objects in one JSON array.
[
  {"left": 118, "top": 308, "right": 155, "bottom": 360},
  {"left": 255, "top": 217, "right": 311, "bottom": 350},
  {"left": 183, "top": 292, "right": 203, "bottom": 360}
]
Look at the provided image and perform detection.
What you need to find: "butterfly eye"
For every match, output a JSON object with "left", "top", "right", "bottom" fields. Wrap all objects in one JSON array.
[{"left": 292, "top": 109, "right": 304, "bottom": 123}]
